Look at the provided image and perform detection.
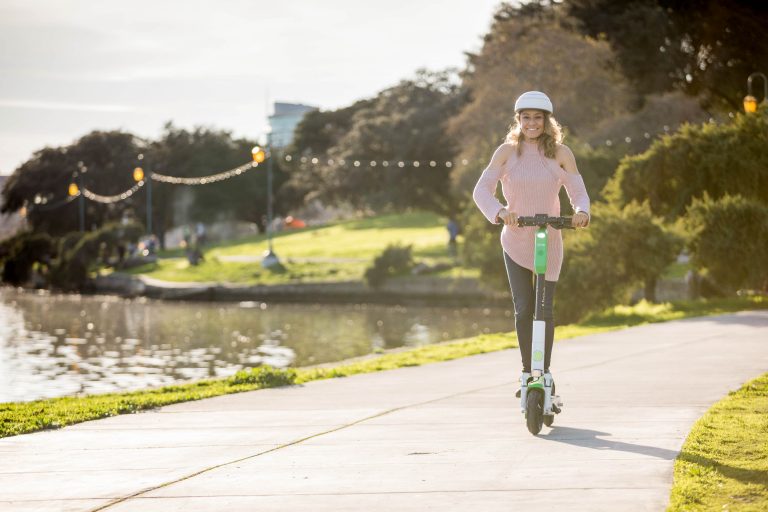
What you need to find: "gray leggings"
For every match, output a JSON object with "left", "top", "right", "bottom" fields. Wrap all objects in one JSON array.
[{"left": 503, "top": 252, "right": 556, "bottom": 373}]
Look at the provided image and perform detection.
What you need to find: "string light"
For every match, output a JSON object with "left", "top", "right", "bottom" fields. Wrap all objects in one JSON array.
[
  {"left": 151, "top": 161, "right": 256, "bottom": 185},
  {"left": 26, "top": 194, "right": 78, "bottom": 212},
  {"left": 21, "top": 119, "right": 699, "bottom": 214},
  {"left": 81, "top": 181, "right": 144, "bottom": 204}
]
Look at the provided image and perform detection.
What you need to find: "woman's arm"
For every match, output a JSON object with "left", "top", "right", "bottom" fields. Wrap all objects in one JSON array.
[
  {"left": 556, "top": 144, "right": 590, "bottom": 227},
  {"left": 473, "top": 143, "right": 514, "bottom": 224}
]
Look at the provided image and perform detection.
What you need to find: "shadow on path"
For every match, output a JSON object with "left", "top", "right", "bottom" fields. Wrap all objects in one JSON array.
[
  {"left": 541, "top": 426, "right": 766, "bottom": 488},
  {"left": 541, "top": 426, "right": 679, "bottom": 460}
]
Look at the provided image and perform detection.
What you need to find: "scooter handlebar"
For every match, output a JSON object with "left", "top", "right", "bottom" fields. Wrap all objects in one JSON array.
[{"left": 516, "top": 214, "right": 575, "bottom": 230}]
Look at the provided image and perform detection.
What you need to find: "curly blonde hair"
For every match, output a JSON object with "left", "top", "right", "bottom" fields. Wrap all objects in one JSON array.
[{"left": 505, "top": 111, "right": 563, "bottom": 159}]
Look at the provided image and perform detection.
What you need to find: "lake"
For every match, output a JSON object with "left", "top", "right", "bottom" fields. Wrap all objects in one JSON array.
[{"left": 0, "top": 288, "right": 514, "bottom": 402}]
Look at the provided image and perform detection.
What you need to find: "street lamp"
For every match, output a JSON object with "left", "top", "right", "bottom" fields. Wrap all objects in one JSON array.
[
  {"left": 133, "top": 153, "right": 152, "bottom": 235},
  {"left": 69, "top": 161, "right": 87, "bottom": 232},
  {"left": 252, "top": 140, "right": 280, "bottom": 268},
  {"left": 744, "top": 72, "right": 767, "bottom": 113}
]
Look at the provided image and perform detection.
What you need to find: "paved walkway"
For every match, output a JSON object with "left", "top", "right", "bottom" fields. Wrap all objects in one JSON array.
[{"left": 2, "top": 311, "right": 767, "bottom": 511}]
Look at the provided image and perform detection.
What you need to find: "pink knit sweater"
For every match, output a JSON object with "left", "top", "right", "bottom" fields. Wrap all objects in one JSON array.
[{"left": 473, "top": 141, "right": 590, "bottom": 281}]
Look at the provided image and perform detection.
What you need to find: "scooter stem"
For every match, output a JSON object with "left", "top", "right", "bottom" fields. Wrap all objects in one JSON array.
[{"left": 531, "top": 226, "right": 548, "bottom": 375}]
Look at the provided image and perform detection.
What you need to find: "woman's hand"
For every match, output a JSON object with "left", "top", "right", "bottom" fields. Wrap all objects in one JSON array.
[
  {"left": 496, "top": 207, "right": 517, "bottom": 226},
  {"left": 572, "top": 211, "right": 589, "bottom": 228}
]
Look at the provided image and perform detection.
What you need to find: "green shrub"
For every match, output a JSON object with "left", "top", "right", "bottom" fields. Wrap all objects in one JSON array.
[
  {"left": 460, "top": 200, "right": 507, "bottom": 290},
  {"left": 0, "top": 232, "right": 55, "bottom": 285},
  {"left": 57, "top": 231, "right": 84, "bottom": 257},
  {"left": 568, "top": 141, "right": 623, "bottom": 204},
  {"left": 557, "top": 202, "right": 682, "bottom": 323},
  {"left": 461, "top": 198, "right": 681, "bottom": 320},
  {"left": 364, "top": 244, "right": 414, "bottom": 288},
  {"left": 50, "top": 222, "right": 143, "bottom": 291},
  {"left": 684, "top": 194, "right": 768, "bottom": 292},
  {"left": 227, "top": 366, "right": 296, "bottom": 387},
  {"left": 604, "top": 110, "right": 768, "bottom": 221}
]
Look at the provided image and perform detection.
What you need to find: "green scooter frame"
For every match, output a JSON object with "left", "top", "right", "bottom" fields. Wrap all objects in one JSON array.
[{"left": 516, "top": 214, "right": 573, "bottom": 435}]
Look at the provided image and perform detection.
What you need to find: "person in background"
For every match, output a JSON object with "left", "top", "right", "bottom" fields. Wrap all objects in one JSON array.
[{"left": 446, "top": 216, "right": 460, "bottom": 258}]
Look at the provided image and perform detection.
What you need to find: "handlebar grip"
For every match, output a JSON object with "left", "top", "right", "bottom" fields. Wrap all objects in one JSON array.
[{"left": 516, "top": 215, "right": 575, "bottom": 229}]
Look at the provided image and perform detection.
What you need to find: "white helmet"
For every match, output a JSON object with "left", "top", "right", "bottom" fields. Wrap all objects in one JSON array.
[{"left": 514, "top": 91, "right": 553, "bottom": 114}]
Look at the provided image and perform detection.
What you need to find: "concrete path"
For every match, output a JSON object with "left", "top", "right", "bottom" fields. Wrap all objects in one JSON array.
[{"left": 2, "top": 311, "right": 767, "bottom": 512}]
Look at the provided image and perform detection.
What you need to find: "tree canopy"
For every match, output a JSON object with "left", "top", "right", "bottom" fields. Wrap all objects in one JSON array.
[
  {"left": 1, "top": 131, "right": 143, "bottom": 236},
  {"left": 1, "top": 125, "right": 268, "bottom": 243},
  {"left": 604, "top": 109, "right": 768, "bottom": 220},
  {"left": 564, "top": 0, "right": 768, "bottom": 110},
  {"left": 446, "top": 1, "right": 635, "bottom": 199},
  {"left": 285, "top": 69, "right": 464, "bottom": 215}
]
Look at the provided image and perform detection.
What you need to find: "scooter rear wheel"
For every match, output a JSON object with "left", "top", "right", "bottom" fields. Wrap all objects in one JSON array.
[
  {"left": 543, "top": 381, "right": 556, "bottom": 427},
  {"left": 526, "top": 389, "right": 543, "bottom": 435}
]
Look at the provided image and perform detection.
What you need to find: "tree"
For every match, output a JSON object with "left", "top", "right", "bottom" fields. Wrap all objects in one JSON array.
[
  {"left": 446, "top": 1, "right": 635, "bottom": 201},
  {"left": 1, "top": 131, "right": 144, "bottom": 236},
  {"left": 148, "top": 124, "right": 272, "bottom": 241},
  {"left": 604, "top": 109, "right": 768, "bottom": 221},
  {"left": 285, "top": 69, "right": 465, "bottom": 215},
  {"left": 281, "top": 98, "right": 376, "bottom": 209},
  {"left": 564, "top": 0, "right": 768, "bottom": 110}
]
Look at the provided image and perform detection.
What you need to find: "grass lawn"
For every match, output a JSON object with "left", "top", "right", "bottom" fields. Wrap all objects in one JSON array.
[
  {"left": 127, "top": 258, "right": 368, "bottom": 284},
  {"left": 127, "top": 211, "right": 458, "bottom": 284},
  {"left": 2, "top": 296, "right": 764, "bottom": 439},
  {"left": 668, "top": 372, "right": 768, "bottom": 511}
]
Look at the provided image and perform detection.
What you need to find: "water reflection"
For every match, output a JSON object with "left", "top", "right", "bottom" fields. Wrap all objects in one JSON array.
[{"left": 0, "top": 288, "right": 513, "bottom": 402}]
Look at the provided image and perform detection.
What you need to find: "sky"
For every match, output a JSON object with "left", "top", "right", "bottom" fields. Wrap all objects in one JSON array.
[{"left": 0, "top": 0, "right": 504, "bottom": 174}]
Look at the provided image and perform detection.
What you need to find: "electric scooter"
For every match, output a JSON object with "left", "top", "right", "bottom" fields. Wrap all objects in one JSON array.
[{"left": 516, "top": 214, "right": 574, "bottom": 435}]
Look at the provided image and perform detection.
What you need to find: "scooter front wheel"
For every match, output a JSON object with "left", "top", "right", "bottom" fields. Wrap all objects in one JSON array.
[{"left": 525, "top": 388, "right": 543, "bottom": 435}]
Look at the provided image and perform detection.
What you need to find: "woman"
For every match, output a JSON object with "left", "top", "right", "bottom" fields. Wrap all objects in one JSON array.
[{"left": 472, "top": 91, "right": 590, "bottom": 387}]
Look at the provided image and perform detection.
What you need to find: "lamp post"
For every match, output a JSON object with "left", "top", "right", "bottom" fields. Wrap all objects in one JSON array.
[
  {"left": 251, "top": 139, "right": 280, "bottom": 268},
  {"left": 69, "top": 161, "right": 87, "bottom": 232},
  {"left": 744, "top": 72, "right": 767, "bottom": 113},
  {"left": 133, "top": 153, "right": 152, "bottom": 235}
]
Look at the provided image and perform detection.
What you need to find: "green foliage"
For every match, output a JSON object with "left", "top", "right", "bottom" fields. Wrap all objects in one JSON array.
[
  {"left": 582, "top": 91, "right": 712, "bottom": 156},
  {"left": 1, "top": 131, "right": 145, "bottom": 236},
  {"left": 57, "top": 231, "right": 84, "bottom": 257},
  {"left": 150, "top": 124, "right": 269, "bottom": 234},
  {"left": 568, "top": 142, "right": 624, "bottom": 204},
  {"left": 285, "top": 70, "right": 464, "bottom": 215},
  {"left": 0, "top": 232, "right": 55, "bottom": 285},
  {"left": 460, "top": 201, "right": 507, "bottom": 290},
  {"left": 364, "top": 244, "right": 414, "bottom": 288},
  {"left": 0, "top": 366, "right": 298, "bottom": 438},
  {"left": 461, "top": 199, "right": 682, "bottom": 316},
  {"left": 605, "top": 110, "right": 768, "bottom": 221},
  {"left": 1, "top": 126, "right": 270, "bottom": 247},
  {"left": 684, "top": 194, "right": 768, "bottom": 292},
  {"left": 557, "top": 202, "right": 682, "bottom": 322},
  {"left": 49, "top": 222, "right": 143, "bottom": 291},
  {"left": 564, "top": 1, "right": 768, "bottom": 110},
  {"left": 447, "top": 1, "right": 635, "bottom": 199},
  {"left": 669, "top": 372, "right": 768, "bottom": 511},
  {"left": 227, "top": 366, "right": 297, "bottom": 387},
  {"left": 288, "top": 98, "right": 375, "bottom": 156}
]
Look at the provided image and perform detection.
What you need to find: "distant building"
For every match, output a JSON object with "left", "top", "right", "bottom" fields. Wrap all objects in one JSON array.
[{"left": 268, "top": 102, "right": 317, "bottom": 148}]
